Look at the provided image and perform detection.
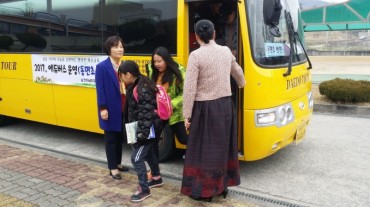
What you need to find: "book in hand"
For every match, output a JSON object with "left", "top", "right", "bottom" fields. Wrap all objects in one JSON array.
[
  {"left": 148, "top": 124, "right": 155, "bottom": 139},
  {"left": 125, "top": 121, "right": 138, "bottom": 144},
  {"left": 125, "top": 121, "right": 155, "bottom": 144}
]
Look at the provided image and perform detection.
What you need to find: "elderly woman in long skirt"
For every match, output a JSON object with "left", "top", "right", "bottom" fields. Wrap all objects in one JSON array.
[{"left": 181, "top": 19, "right": 246, "bottom": 202}]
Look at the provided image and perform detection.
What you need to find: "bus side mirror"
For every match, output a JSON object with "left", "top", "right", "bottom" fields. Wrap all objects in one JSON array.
[{"left": 263, "top": 0, "right": 282, "bottom": 37}]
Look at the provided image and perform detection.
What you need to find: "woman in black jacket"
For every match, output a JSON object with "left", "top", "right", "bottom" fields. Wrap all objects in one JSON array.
[{"left": 119, "top": 60, "right": 163, "bottom": 203}]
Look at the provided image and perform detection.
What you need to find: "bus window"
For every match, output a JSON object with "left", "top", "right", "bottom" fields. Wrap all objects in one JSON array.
[
  {"left": 0, "top": 0, "right": 177, "bottom": 54},
  {"left": 107, "top": 0, "right": 178, "bottom": 54}
]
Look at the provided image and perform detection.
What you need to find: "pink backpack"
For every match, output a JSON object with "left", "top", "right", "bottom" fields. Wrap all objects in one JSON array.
[{"left": 133, "top": 85, "right": 173, "bottom": 120}]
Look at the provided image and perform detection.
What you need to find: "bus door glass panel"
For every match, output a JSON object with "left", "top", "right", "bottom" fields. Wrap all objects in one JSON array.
[
  {"left": 188, "top": 0, "right": 240, "bottom": 104},
  {"left": 246, "top": 0, "right": 306, "bottom": 67},
  {"left": 187, "top": 0, "right": 234, "bottom": 51},
  {"left": 187, "top": 1, "right": 240, "bottom": 55}
]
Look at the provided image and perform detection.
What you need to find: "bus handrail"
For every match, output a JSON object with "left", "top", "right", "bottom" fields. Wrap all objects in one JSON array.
[
  {"left": 0, "top": 5, "right": 25, "bottom": 17},
  {"left": 33, "top": 12, "right": 61, "bottom": 24},
  {"left": 66, "top": 18, "right": 90, "bottom": 28}
]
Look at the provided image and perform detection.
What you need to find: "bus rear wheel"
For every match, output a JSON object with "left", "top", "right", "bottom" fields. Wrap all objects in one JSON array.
[{"left": 158, "top": 124, "right": 175, "bottom": 162}]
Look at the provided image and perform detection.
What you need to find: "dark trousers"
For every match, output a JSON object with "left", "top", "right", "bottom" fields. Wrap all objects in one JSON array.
[
  {"left": 131, "top": 141, "right": 160, "bottom": 191},
  {"left": 171, "top": 121, "right": 188, "bottom": 145},
  {"left": 104, "top": 131, "right": 123, "bottom": 170},
  {"left": 151, "top": 120, "right": 168, "bottom": 161}
]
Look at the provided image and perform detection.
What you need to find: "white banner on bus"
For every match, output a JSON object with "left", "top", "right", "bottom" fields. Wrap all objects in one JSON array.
[
  {"left": 32, "top": 55, "right": 107, "bottom": 87},
  {"left": 265, "top": 43, "right": 286, "bottom": 57}
]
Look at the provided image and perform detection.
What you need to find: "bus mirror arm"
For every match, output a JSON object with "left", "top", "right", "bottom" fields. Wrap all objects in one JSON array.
[
  {"left": 283, "top": 47, "right": 293, "bottom": 77},
  {"left": 283, "top": 10, "right": 312, "bottom": 77},
  {"left": 283, "top": 10, "right": 294, "bottom": 77},
  {"left": 295, "top": 32, "right": 313, "bottom": 70}
]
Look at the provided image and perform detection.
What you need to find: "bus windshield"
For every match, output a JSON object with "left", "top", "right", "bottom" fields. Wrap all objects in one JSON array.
[{"left": 246, "top": 0, "right": 306, "bottom": 67}]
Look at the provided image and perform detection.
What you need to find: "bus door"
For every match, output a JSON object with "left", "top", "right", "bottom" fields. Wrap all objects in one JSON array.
[
  {"left": 187, "top": 0, "right": 244, "bottom": 155},
  {"left": 187, "top": 0, "right": 240, "bottom": 102}
]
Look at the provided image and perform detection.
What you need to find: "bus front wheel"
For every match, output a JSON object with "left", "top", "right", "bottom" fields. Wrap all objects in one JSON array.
[{"left": 158, "top": 124, "right": 175, "bottom": 162}]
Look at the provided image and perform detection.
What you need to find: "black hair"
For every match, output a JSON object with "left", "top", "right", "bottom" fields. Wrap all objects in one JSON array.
[
  {"left": 118, "top": 60, "right": 157, "bottom": 94},
  {"left": 151, "top": 46, "right": 183, "bottom": 88},
  {"left": 194, "top": 19, "right": 215, "bottom": 44},
  {"left": 221, "top": 2, "right": 237, "bottom": 18},
  {"left": 104, "top": 36, "right": 123, "bottom": 56},
  {"left": 218, "top": 2, "right": 237, "bottom": 25},
  {"left": 209, "top": 0, "right": 223, "bottom": 4}
]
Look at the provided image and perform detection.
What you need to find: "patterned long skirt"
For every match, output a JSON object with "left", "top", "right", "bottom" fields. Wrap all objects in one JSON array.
[{"left": 181, "top": 96, "right": 240, "bottom": 198}]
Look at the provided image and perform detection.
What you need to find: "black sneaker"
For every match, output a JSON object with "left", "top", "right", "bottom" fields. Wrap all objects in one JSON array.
[
  {"left": 130, "top": 187, "right": 151, "bottom": 202},
  {"left": 148, "top": 177, "right": 163, "bottom": 188}
]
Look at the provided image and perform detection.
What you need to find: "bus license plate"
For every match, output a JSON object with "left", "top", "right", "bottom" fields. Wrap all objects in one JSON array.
[{"left": 295, "top": 123, "right": 307, "bottom": 144}]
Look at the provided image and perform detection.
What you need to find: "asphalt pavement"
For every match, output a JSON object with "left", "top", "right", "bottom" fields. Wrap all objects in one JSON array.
[{"left": 0, "top": 56, "right": 369, "bottom": 206}]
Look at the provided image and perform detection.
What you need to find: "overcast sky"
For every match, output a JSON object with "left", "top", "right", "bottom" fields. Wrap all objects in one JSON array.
[{"left": 322, "top": 0, "right": 348, "bottom": 2}]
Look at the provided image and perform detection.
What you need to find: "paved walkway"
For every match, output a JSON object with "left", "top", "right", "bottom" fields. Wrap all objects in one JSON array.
[
  {"left": 312, "top": 74, "right": 370, "bottom": 84},
  {"left": 0, "top": 144, "right": 256, "bottom": 207},
  {"left": 310, "top": 56, "right": 370, "bottom": 75},
  {"left": 310, "top": 56, "right": 370, "bottom": 83}
]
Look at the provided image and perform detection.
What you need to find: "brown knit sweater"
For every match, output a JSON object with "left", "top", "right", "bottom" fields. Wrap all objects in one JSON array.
[{"left": 183, "top": 40, "right": 246, "bottom": 119}]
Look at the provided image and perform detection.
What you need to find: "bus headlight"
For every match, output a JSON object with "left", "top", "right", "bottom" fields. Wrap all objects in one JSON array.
[
  {"left": 256, "top": 112, "right": 276, "bottom": 124},
  {"left": 255, "top": 103, "right": 295, "bottom": 127}
]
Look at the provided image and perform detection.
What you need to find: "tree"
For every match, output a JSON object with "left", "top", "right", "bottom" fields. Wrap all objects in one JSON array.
[{"left": 15, "top": 33, "right": 47, "bottom": 51}]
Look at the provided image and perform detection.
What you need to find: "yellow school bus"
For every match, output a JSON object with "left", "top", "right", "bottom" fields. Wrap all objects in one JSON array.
[{"left": 0, "top": 0, "right": 312, "bottom": 161}]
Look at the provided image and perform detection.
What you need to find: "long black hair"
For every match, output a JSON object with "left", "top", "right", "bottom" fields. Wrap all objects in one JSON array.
[
  {"left": 118, "top": 60, "right": 157, "bottom": 94},
  {"left": 150, "top": 46, "right": 183, "bottom": 88}
]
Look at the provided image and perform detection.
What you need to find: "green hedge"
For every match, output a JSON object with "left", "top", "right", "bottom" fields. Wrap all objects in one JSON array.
[{"left": 319, "top": 78, "right": 370, "bottom": 103}]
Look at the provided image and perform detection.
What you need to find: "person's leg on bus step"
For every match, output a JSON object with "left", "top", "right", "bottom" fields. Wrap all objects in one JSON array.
[
  {"left": 171, "top": 121, "right": 188, "bottom": 145},
  {"left": 171, "top": 122, "right": 189, "bottom": 159}
]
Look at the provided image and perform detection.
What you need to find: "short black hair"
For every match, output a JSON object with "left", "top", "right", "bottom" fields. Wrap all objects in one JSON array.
[
  {"left": 194, "top": 19, "right": 214, "bottom": 44},
  {"left": 104, "top": 36, "right": 123, "bottom": 55}
]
